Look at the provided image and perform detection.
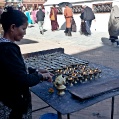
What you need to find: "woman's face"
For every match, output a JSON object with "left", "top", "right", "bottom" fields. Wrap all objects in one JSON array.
[{"left": 13, "top": 21, "right": 28, "bottom": 41}]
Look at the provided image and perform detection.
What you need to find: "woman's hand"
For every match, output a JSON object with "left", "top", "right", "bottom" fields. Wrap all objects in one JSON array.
[
  {"left": 38, "top": 69, "right": 54, "bottom": 76},
  {"left": 38, "top": 68, "right": 49, "bottom": 73},
  {"left": 41, "top": 72, "right": 53, "bottom": 82},
  {"left": 37, "top": 69, "right": 54, "bottom": 82}
]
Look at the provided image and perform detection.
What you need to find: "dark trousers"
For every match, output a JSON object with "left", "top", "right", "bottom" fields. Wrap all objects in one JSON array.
[
  {"left": 85, "top": 20, "right": 92, "bottom": 35},
  {"left": 109, "top": 36, "right": 119, "bottom": 45},
  {"left": 1, "top": 93, "right": 31, "bottom": 119},
  {"left": 109, "top": 36, "right": 118, "bottom": 42},
  {"left": 65, "top": 28, "right": 72, "bottom": 36}
]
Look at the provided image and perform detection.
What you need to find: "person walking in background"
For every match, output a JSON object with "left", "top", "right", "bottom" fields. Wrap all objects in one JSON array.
[
  {"left": 0, "top": 6, "right": 53, "bottom": 119},
  {"left": 81, "top": 5, "right": 95, "bottom": 36},
  {"left": 41, "top": 4, "right": 45, "bottom": 13},
  {"left": 31, "top": 6, "right": 37, "bottom": 24},
  {"left": 36, "top": 6, "right": 45, "bottom": 35},
  {"left": 108, "top": 5, "right": 119, "bottom": 46},
  {"left": 49, "top": 5, "right": 59, "bottom": 31},
  {"left": 64, "top": 3, "right": 73, "bottom": 36},
  {"left": 24, "top": 8, "right": 32, "bottom": 27},
  {"left": 80, "top": 8, "right": 88, "bottom": 35}
]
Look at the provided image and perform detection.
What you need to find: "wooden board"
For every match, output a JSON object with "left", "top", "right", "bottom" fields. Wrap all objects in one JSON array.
[{"left": 69, "top": 79, "right": 119, "bottom": 100}]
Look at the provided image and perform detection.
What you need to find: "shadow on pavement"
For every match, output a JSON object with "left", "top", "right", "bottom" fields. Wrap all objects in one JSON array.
[
  {"left": 43, "top": 29, "right": 47, "bottom": 32},
  {"left": 16, "top": 38, "right": 38, "bottom": 45},
  {"left": 72, "top": 43, "right": 119, "bottom": 70},
  {"left": 101, "top": 37, "right": 112, "bottom": 46},
  {"left": 60, "top": 22, "right": 66, "bottom": 30}
]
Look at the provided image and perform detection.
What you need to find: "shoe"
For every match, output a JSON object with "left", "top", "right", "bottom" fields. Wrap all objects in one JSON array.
[
  {"left": 42, "top": 31, "right": 44, "bottom": 35},
  {"left": 117, "top": 45, "right": 119, "bottom": 47},
  {"left": 111, "top": 42, "right": 114, "bottom": 45},
  {"left": 68, "top": 33, "right": 72, "bottom": 36},
  {"left": 65, "top": 33, "right": 68, "bottom": 36},
  {"left": 40, "top": 31, "right": 42, "bottom": 34}
]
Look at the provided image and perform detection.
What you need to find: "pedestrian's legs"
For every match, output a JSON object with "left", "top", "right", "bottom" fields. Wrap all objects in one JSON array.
[
  {"left": 109, "top": 36, "right": 118, "bottom": 45},
  {"left": 87, "top": 20, "right": 92, "bottom": 28},
  {"left": 51, "top": 21, "right": 55, "bottom": 31},
  {"left": 65, "top": 28, "right": 68, "bottom": 36},
  {"left": 85, "top": 21, "right": 91, "bottom": 35},
  {"left": 41, "top": 21, "right": 44, "bottom": 34},
  {"left": 68, "top": 28, "right": 72, "bottom": 36},
  {"left": 38, "top": 21, "right": 43, "bottom": 34}
]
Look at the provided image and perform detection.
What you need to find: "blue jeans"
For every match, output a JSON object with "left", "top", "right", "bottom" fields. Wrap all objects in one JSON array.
[{"left": 85, "top": 20, "right": 92, "bottom": 35}]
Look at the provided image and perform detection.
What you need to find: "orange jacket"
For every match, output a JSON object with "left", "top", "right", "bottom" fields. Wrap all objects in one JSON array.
[{"left": 64, "top": 6, "right": 73, "bottom": 18}]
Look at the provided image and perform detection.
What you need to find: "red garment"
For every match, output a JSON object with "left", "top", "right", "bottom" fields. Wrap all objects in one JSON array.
[
  {"left": 50, "top": 7, "right": 59, "bottom": 31},
  {"left": 51, "top": 21, "right": 59, "bottom": 31}
]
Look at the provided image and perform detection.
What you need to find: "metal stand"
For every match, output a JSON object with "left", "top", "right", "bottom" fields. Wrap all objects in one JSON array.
[
  {"left": 111, "top": 96, "right": 115, "bottom": 119},
  {"left": 32, "top": 105, "right": 50, "bottom": 113},
  {"left": 67, "top": 113, "right": 70, "bottom": 119},
  {"left": 57, "top": 112, "right": 62, "bottom": 119}
]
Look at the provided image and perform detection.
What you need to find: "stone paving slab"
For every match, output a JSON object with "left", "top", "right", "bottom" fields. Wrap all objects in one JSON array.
[{"left": 19, "top": 24, "right": 119, "bottom": 119}]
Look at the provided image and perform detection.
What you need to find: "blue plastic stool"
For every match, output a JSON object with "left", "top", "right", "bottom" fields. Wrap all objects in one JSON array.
[{"left": 39, "top": 113, "right": 58, "bottom": 119}]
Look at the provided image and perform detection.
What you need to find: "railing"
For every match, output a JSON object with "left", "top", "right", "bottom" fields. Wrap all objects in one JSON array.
[
  {"left": 93, "top": 2, "right": 112, "bottom": 13},
  {"left": 56, "top": 2, "right": 112, "bottom": 14}
]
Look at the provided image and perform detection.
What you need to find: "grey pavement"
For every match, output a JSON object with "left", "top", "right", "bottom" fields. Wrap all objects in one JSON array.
[{"left": 19, "top": 24, "right": 119, "bottom": 119}]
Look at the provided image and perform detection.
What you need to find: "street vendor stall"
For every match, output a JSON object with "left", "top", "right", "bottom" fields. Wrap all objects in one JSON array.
[{"left": 23, "top": 48, "right": 119, "bottom": 119}]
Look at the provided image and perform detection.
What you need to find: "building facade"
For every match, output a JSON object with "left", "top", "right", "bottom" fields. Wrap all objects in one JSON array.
[
  {"left": 23, "top": 0, "right": 46, "bottom": 8},
  {"left": 0, "top": 0, "right": 5, "bottom": 6},
  {"left": 0, "top": 0, "right": 46, "bottom": 7}
]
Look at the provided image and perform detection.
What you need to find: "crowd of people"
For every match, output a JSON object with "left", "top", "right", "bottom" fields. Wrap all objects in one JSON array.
[
  {"left": 0, "top": 3, "right": 96, "bottom": 37},
  {"left": 1, "top": 3, "right": 119, "bottom": 44},
  {"left": 2, "top": 3, "right": 119, "bottom": 40}
]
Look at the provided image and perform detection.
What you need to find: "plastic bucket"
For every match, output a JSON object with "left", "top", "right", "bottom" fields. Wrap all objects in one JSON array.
[{"left": 39, "top": 113, "right": 58, "bottom": 119}]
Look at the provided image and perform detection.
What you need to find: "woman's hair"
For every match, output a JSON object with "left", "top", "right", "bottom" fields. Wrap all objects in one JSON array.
[{"left": 0, "top": 6, "right": 28, "bottom": 32}]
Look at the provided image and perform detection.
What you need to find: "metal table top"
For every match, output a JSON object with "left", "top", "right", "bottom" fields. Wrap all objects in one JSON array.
[{"left": 31, "top": 63, "right": 119, "bottom": 115}]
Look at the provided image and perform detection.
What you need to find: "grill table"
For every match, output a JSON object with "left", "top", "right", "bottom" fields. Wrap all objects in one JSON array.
[{"left": 23, "top": 48, "right": 119, "bottom": 119}]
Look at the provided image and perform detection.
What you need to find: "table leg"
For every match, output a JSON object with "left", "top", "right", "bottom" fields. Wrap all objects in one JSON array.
[
  {"left": 57, "top": 112, "right": 62, "bottom": 119},
  {"left": 111, "top": 96, "right": 115, "bottom": 119},
  {"left": 67, "top": 113, "right": 70, "bottom": 119},
  {"left": 32, "top": 105, "right": 50, "bottom": 113}
]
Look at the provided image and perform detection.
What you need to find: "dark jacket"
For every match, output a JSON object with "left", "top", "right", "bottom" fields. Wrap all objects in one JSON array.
[
  {"left": 82, "top": 6, "right": 95, "bottom": 21},
  {"left": 36, "top": 9, "right": 45, "bottom": 21},
  {"left": 0, "top": 41, "right": 43, "bottom": 113}
]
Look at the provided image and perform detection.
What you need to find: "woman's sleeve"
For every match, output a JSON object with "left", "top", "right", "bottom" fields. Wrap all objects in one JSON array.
[{"left": 2, "top": 45, "right": 43, "bottom": 87}]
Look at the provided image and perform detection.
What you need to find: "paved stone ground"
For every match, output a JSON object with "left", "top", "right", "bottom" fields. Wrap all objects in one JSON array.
[{"left": 18, "top": 24, "right": 119, "bottom": 119}]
